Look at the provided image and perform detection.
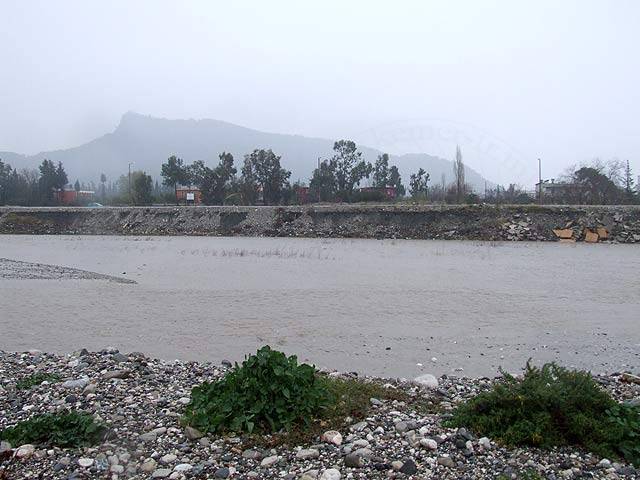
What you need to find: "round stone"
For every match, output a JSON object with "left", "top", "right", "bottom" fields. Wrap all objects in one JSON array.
[
  {"left": 320, "top": 468, "right": 341, "bottom": 480},
  {"left": 321, "top": 430, "right": 343, "bottom": 446},
  {"left": 260, "top": 455, "right": 279, "bottom": 467},
  {"left": 413, "top": 374, "right": 439, "bottom": 389},
  {"left": 78, "top": 458, "right": 94, "bottom": 468}
]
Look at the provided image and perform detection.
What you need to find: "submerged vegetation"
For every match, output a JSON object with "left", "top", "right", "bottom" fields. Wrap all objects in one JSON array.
[{"left": 447, "top": 362, "right": 640, "bottom": 466}]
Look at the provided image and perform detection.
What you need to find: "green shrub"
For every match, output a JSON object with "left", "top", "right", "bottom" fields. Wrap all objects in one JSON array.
[
  {"left": 184, "top": 346, "right": 331, "bottom": 434},
  {"left": 0, "top": 411, "right": 106, "bottom": 447},
  {"left": 447, "top": 362, "right": 640, "bottom": 466},
  {"left": 15, "top": 372, "right": 61, "bottom": 390}
]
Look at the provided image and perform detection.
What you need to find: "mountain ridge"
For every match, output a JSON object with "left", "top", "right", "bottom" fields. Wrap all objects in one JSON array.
[{"left": 1, "top": 112, "right": 495, "bottom": 190}]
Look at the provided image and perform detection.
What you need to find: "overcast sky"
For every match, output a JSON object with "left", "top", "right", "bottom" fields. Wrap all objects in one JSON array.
[{"left": 1, "top": 0, "right": 638, "bottom": 185}]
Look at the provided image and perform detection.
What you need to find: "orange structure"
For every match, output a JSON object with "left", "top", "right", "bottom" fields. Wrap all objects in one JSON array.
[{"left": 176, "top": 186, "right": 202, "bottom": 205}]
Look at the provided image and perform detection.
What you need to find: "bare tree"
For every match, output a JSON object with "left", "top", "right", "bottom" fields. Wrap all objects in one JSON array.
[{"left": 453, "top": 145, "right": 465, "bottom": 203}]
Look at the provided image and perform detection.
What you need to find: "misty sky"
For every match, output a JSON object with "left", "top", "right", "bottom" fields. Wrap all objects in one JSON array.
[{"left": 1, "top": 0, "right": 638, "bottom": 186}]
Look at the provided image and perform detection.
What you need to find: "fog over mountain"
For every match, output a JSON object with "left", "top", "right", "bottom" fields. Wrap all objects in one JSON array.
[
  {"left": 0, "top": 112, "right": 494, "bottom": 191},
  {"left": 3, "top": 2, "right": 637, "bottom": 187}
]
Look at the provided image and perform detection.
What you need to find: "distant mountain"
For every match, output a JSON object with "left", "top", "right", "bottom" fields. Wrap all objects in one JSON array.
[{"left": 0, "top": 112, "right": 494, "bottom": 190}]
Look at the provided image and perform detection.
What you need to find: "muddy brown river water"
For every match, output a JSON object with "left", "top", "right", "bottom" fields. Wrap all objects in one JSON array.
[{"left": 1, "top": 235, "right": 638, "bottom": 378}]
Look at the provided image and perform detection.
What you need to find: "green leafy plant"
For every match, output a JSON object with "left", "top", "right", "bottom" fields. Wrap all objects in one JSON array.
[
  {"left": 605, "top": 404, "right": 640, "bottom": 467},
  {"left": 496, "top": 470, "right": 542, "bottom": 480},
  {"left": 0, "top": 411, "right": 106, "bottom": 448},
  {"left": 184, "top": 346, "right": 331, "bottom": 434},
  {"left": 15, "top": 372, "right": 61, "bottom": 390},
  {"left": 447, "top": 362, "right": 640, "bottom": 466}
]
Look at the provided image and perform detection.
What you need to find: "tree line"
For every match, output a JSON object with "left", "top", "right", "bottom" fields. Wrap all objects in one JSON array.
[{"left": 1, "top": 142, "right": 637, "bottom": 206}]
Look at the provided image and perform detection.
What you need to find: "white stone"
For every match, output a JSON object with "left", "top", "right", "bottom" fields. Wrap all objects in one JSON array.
[
  {"left": 173, "top": 463, "right": 193, "bottom": 472},
  {"left": 78, "top": 458, "right": 94, "bottom": 468},
  {"left": 161, "top": 453, "right": 177, "bottom": 464},
  {"left": 260, "top": 455, "right": 279, "bottom": 467},
  {"left": 321, "top": 430, "right": 343, "bottom": 446},
  {"left": 320, "top": 468, "right": 341, "bottom": 480},
  {"left": 61, "top": 377, "right": 89, "bottom": 389},
  {"left": 152, "top": 468, "right": 172, "bottom": 478},
  {"left": 413, "top": 373, "right": 439, "bottom": 389},
  {"left": 15, "top": 444, "right": 35, "bottom": 459},
  {"left": 420, "top": 438, "right": 438, "bottom": 450},
  {"left": 141, "top": 459, "right": 157, "bottom": 472}
]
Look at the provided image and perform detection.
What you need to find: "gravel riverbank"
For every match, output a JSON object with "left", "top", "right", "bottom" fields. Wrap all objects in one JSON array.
[
  {"left": 1, "top": 350, "right": 638, "bottom": 480},
  {"left": 0, "top": 258, "right": 135, "bottom": 283}
]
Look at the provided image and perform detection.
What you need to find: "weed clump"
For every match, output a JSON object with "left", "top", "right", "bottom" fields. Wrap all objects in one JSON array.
[
  {"left": 0, "top": 411, "right": 106, "bottom": 448},
  {"left": 15, "top": 372, "right": 61, "bottom": 390},
  {"left": 447, "top": 362, "right": 640, "bottom": 466},
  {"left": 184, "top": 346, "right": 331, "bottom": 434},
  {"left": 183, "top": 346, "right": 414, "bottom": 441}
]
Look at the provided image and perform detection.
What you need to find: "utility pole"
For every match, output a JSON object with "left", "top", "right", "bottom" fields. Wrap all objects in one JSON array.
[
  {"left": 128, "top": 162, "right": 134, "bottom": 204},
  {"left": 538, "top": 158, "right": 542, "bottom": 205},
  {"left": 317, "top": 157, "right": 321, "bottom": 202}
]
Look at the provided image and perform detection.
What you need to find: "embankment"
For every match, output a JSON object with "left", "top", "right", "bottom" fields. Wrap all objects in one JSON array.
[{"left": 1, "top": 205, "right": 639, "bottom": 242}]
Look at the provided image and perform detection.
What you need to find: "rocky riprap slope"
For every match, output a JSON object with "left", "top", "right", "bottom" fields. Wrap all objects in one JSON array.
[
  {"left": 1, "top": 205, "right": 639, "bottom": 242},
  {"left": 1, "top": 350, "right": 639, "bottom": 480}
]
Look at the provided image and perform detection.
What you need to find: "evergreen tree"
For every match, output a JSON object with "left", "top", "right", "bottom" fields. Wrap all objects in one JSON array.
[{"left": 623, "top": 160, "right": 636, "bottom": 204}]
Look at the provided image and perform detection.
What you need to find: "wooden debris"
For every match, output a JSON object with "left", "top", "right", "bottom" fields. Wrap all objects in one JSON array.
[
  {"left": 553, "top": 228, "right": 574, "bottom": 239},
  {"left": 596, "top": 227, "right": 608, "bottom": 240},
  {"left": 621, "top": 373, "right": 640, "bottom": 385},
  {"left": 584, "top": 229, "right": 599, "bottom": 243}
]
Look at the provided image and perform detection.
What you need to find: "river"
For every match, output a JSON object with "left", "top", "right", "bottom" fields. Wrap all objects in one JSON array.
[{"left": 1, "top": 235, "right": 638, "bottom": 378}]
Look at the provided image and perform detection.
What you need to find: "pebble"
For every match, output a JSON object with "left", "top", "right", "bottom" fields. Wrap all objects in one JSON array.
[
  {"left": 399, "top": 459, "right": 417, "bottom": 475},
  {"left": 141, "top": 459, "right": 157, "bottom": 472},
  {"left": 420, "top": 438, "right": 438, "bottom": 450},
  {"left": 242, "top": 449, "right": 263, "bottom": 460},
  {"left": 214, "top": 467, "right": 230, "bottom": 478},
  {"left": 344, "top": 453, "right": 363, "bottom": 468},
  {"left": 321, "top": 430, "right": 343, "bottom": 446},
  {"left": 160, "top": 453, "right": 177, "bottom": 463},
  {"left": 174, "top": 463, "right": 193, "bottom": 472},
  {"left": 184, "top": 425, "right": 203, "bottom": 440},
  {"left": 15, "top": 444, "right": 35, "bottom": 459},
  {"left": 260, "top": 455, "right": 279, "bottom": 467},
  {"left": 77, "top": 458, "right": 93, "bottom": 468},
  {"left": 296, "top": 448, "right": 320, "bottom": 459},
  {"left": 438, "top": 456, "right": 456, "bottom": 468},
  {"left": 102, "top": 369, "right": 130, "bottom": 380},
  {"left": 152, "top": 468, "right": 172, "bottom": 478},
  {"left": 413, "top": 373, "right": 439, "bottom": 389},
  {"left": 320, "top": 468, "right": 341, "bottom": 480},
  {"left": 61, "top": 377, "right": 89, "bottom": 389}
]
